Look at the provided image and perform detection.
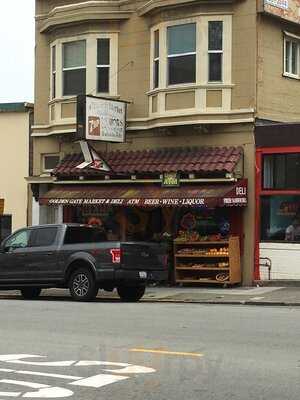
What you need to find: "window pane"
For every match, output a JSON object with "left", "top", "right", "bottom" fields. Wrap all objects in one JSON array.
[
  {"left": 154, "top": 30, "right": 159, "bottom": 59},
  {"left": 32, "top": 228, "right": 58, "bottom": 247},
  {"left": 209, "top": 53, "right": 222, "bottom": 81},
  {"left": 97, "top": 67, "right": 109, "bottom": 92},
  {"left": 292, "top": 42, "right": 298, "bottom": 75},
  {"left": 52, "top": 46, "right": 56, "bottom": 71},
  {"left": 97, "top": 39, "right": 110, "bottom": 65},
  {"left": 168, "top": 54, "right": 196, "bottom": 84},
  {"left": 286, "top": 154, "right": 300, "bottom": 188},
  {"left": 263, "top": 155, "right": 274, "bottom": 189},
  {"left": 167, "top": 23, "right": 196, "bottom": 55},
  {"left": 285, "top": 40, "right": 291, "bottom": 72},
  {"left": 64, "top": 227, "right": 107, "bottom": 244},
  {"left": 261, "top": 195, "right": 300, "bottom": 242},
  {"left": 63, "top": 40, "right": 86, "bottom": 68},
  {"left": 208, "top": 21, "right": 223, "bottom": 50},
  {"left": 44, "top": 155, "right": 60, "bottom": 171},
  {"left": 274, "top": 155, "right": 286, "bottom": 189},
  {"left": 154, "top": 59, "right": 159, "bottom": 88},
  {"left": 63, "top": 69, "right": 86, "bottom": 96},
  {"left": 6, "top": 230, "right": 30, "bottom": 248},
  {"left": 52, "top": 73, "right": 56, "bottom": 99}
]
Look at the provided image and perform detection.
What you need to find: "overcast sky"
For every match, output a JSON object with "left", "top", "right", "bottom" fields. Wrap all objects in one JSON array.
[{"left": 0, "top": 1, "right": 35, "bottom": 103}]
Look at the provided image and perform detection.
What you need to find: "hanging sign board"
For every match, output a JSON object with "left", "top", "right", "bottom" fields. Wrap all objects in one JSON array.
[
  {"left": 162, "top": 172, "right": 180, "bottom": 187},
  {"left": 0, "top": 199, "right": 4, "bottom": 215},
  {"left": 263, "top": 0, "right": 300, "bottom": 24},
  {"left": 76, "top": 95, "right": 127, "bottom": 143}
]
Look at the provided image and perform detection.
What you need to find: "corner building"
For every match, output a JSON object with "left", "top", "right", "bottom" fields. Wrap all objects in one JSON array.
[{"left": 31, "top": 0, "right": 297, "bottom": 285}]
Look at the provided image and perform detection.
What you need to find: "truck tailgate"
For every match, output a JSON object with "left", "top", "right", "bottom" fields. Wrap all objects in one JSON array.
[{"left": 121, "top": 242, "right": 167, "bottom": 271}]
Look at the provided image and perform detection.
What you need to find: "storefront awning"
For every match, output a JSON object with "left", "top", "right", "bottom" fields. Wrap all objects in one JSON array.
[{"left": 39, "top": 180, "right": 247, "bottom": 208}]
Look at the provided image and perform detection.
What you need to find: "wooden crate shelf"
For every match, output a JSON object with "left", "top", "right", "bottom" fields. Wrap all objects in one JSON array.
[{"left": 174, "top": 236, "right": 241, "bottom": 286}]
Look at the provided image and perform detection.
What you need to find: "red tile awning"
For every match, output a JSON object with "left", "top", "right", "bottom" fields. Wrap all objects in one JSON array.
[
  {"left": 40, "top": 179, "right": 247, "bottom": 208},
  {"left": 53, "top": 146, "right": 243, "bottom": 178}
]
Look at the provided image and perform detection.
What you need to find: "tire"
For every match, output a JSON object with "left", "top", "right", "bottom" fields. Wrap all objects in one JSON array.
[
  {"left": 20, "top": 288, "right": 42, "bottom": 300},
  {"left": 117, "top": 285, "right": 146, "bottom": 302},
  {"left": 69, "top": 267, "right": 98, "bottom": 302}
]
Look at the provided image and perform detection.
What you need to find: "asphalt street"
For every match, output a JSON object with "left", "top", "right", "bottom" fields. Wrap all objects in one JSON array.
[{"left": 0, "top": 299, "right": 299, "bottom": 399}]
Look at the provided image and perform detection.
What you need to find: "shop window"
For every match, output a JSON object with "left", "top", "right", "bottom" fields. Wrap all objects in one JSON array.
[
  {"left": 63, "top": 40, "right": 86, "bottom": 96},
  {"left": 284, "top": 34, "right": 300, "bottom": 79},
  {"left": 263, "top": 153, "right": 300, "bottom": 189},
  {"left": 167, "top": 23, "right": 196, "bottom": 85},
  {"left": 208, "top": 21, "right": 223, "bottom": 82},
  {"left": 261, "top": 195, "right": 300, "bottom": 242}
]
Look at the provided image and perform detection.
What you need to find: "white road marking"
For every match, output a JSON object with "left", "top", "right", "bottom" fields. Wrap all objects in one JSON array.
[
  {"left": 0, "top": 392, "right": 21, "bottom": 397},
  {"left": 75, "top": 361, "right": 129, "bottom": 367},
  {"left": 0, "top": 369, "right": 15, "bottom": 373},
  {"left": 105, "top": 365, "right": 155, "bottom": 374},
  {"left": 22, "top": 387, "right": 74, "bottom": 398},
  {"left": 250, "top": 296, "right": 265, "bottom": 301},
  {"left": 0, "top": 379, "right": 49, "bottom": 389},
  {"left": 15, "top": 371, "right": 82, "bottom": 381},
  {"left": 70, "top": 374, "right": 129, "bottom": 388},
  {"left": 0, "top": 355, "right": 75, "bottom": 367}
]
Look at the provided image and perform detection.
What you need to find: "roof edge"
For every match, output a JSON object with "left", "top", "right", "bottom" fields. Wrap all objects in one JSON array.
[{"left": 0, "top": 102, "right": 34, "bottom": 113}]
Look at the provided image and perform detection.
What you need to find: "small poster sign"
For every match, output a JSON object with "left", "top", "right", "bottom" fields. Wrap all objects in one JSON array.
[{"left": 162, "top": 172, "right": 180, "bottom": 187}]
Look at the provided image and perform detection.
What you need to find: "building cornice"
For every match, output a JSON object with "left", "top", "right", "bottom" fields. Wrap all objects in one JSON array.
[{"left": 37, "top": 1, "right": 134, "bottom": 33}]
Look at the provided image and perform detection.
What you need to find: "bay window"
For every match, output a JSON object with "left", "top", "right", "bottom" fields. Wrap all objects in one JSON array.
[
  {"left": 150, "top": 16, "right": 231, "bottom": 91},
  {"left": 50, "top": 33, "right": 118, "bottom": 100},
  {"left": 167, "top": 23, "right": 196, "bottom": 85}
]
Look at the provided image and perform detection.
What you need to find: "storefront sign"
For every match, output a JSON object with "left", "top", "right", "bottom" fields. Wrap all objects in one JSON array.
[
  {"left": 162, "top": 172, "right": 180, "bottom": 187},
  {"left": 76, "top": 95, "right": 127, "bottom": 143},
  {"left": 0, "top": 199, "right": 4, "bottom": 215},
  {"left": 263, "top": 0, "right": 300, "bottom": 24},
  {"left": 46, "top": 195, "right": 247, "bottom": 207}
]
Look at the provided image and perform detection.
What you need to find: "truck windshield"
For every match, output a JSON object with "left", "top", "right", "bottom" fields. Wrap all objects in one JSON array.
[{"left": 64, "top": 226, "right": 107, "bottom": 244}]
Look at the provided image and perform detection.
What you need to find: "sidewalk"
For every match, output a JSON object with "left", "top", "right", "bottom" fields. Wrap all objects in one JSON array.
[{"left": 0, "top": 285, "right": 300, "bottom": 306}]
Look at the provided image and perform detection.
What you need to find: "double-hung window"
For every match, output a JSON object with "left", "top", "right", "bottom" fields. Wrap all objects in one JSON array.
[
  {"left": 167, "top": 23, "right": 196, "bottom": 85},
  {"left": 208, "top": 21, "right": 223, "bottom": 82},
  {"left": 97, "top": 39, "right": 110, "bottom": 93},
  {"left": 284, "top": 35, "right": 299, "bottom": 78},
  {"left": 63, "top": 40, "right": 86, "bottom": 96},
  {"left": 51, "top": 46, "right": 56, "bottom": 99},
  {"left": 153, "top": 30, "right": 159, "bottom": 88}
]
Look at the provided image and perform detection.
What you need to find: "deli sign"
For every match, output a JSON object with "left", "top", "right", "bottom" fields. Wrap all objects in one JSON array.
[{"left": 223, "top": 180, "right": 247, "bottom": 206}]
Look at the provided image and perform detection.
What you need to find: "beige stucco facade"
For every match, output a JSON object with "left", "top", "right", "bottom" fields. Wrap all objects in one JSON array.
[
  {"left": 32, "top": 0, "right": 300, "bottom": 284},
  {"left": 0, "top": 105, "right": 33, "bottom": 232}
]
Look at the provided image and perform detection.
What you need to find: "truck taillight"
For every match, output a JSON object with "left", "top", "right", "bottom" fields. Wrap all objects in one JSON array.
[{"left": 110, "top": 248, "right": 121, "bottom": 263}]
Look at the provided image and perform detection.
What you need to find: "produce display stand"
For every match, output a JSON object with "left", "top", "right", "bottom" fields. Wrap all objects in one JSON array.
[{"left": 174, "top": 236, "right": 241, "bottom": 286}]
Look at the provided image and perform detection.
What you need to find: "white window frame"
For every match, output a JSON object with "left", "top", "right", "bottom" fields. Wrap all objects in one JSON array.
[
  {"left": 283, "top": 32, "right": 300, "bottom": 79},
  {"left": 42, "top": 154, "right": 60, "bottom": 173},
  {"left": 208, "top": 21, "right": 223, "bottom": 83},
  {"left": 167, "top": 23, "right": 197, "bottom": 86},
  {"left": 51, "top": 45, "right": 56, "bottom": 100},
  {"left": 153, "top": 30, "right": 160, "bottom": 89},
  {"left": 62, "top": 40, "right": 87, "bottom": 97},
  {"left": 50, "top": 33, "right": 118, "bottom": 100},
  {"left": 149, "top": 15, "right": 232, "bottom": 90},
  {"left": 97, "top": 38, "right": 111, "bottom": 94}
]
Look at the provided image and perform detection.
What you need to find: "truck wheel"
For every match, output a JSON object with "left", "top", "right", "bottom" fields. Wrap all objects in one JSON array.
[
  {"left": 20, "top": 288, "right": 41, "bottom": 300},
  {"left": 117, "top": 285, "right": 146, "bottom": 302},
  {"left": 69, "top": 268, "right": 97, "bottom": 301}
]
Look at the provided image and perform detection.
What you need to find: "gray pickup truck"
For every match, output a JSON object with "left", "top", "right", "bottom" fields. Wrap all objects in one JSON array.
[{"left": 0, "top": 224, "right": 167, "bottom": 302}]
